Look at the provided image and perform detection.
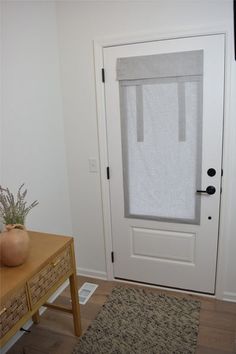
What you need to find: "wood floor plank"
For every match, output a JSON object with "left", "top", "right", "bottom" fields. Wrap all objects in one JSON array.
[
  {"left": 196, "top": 345, "right": 235, "bottom": 354},
  {"left": 197, "top": 325, "right": 236, "bottom": 352},
  {"left": 200, "top": 308, "right": 236, "bottom": 331},
  {"left": 6, "top": 327, "right": 78, "bottom": 354},
  {"left": 38, "top": 309, "right": 75, "bottom": 337}
]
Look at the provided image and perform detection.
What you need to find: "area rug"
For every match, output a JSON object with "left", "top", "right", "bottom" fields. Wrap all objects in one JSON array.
[{"left": 72, "top": 286, "right": 201, "bottom": 354}]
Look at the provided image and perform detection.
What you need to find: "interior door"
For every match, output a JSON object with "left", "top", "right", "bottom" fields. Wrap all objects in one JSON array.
[{"left": 103, "top": 34, "right": 224, "bottom": 293}]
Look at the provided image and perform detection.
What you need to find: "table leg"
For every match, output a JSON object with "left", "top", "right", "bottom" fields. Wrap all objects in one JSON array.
[
  {"left": 69, "top": 272, "right": 82, "bottom": 336},
  {"left": 32, "top": 310, "right": 40, "bottom": 324}
]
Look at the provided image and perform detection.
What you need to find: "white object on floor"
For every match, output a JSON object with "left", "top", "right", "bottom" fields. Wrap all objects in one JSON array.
[{"left": 78, "top": 282, "right": 98, "bottom": 304}]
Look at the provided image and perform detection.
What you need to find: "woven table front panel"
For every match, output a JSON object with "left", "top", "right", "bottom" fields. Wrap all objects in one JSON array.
[
  {"left": 29, "top": 247, "right": 72, "bottom": 306},
  {"left": 0, "top": 286, "right": 29, "bottom": 338}
]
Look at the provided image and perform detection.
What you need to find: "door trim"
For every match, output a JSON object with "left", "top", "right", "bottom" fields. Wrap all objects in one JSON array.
[{"left": 93, "top": 27, "right": 233, "bottom": 300}]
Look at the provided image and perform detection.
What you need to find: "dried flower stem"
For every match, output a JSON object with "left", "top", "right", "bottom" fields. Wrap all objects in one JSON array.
[{"left": 0, "top": 184, "right": 39, "bottom": 226}]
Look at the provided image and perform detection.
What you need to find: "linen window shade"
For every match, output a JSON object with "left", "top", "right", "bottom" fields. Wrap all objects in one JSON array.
[{"left": 117, "top": 50, "right": 203, "bottom": 224}]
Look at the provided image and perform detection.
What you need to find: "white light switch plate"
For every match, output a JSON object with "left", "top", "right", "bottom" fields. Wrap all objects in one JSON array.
[{"left": 89, "top": 158, "right": 98, "bottom": 172}]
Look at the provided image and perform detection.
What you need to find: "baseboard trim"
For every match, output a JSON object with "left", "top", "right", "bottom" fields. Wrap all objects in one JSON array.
[
  {"left": 77, "top": 267, "right": 107, "bottom": 280},
  {"left": 223, "top": 291, "right": 236, "bottom": 302},
  {"left": 1, "top": 280, "right": 69, "bottom": 354}
]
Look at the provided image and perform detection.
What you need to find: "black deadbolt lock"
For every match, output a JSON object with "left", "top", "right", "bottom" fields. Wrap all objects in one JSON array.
[
  {"left": 197, "top": 185, "right": 216, "bottom": 195},
  {"left": 206, "top": 186, "right": 216, "bottom": 195},
  {"left": 207, "top": 168, "right": 216, "bottom": 177}
]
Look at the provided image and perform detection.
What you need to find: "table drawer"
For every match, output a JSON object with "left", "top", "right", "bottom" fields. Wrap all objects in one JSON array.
[
  {"left": 29, "top": 246, "right": 72, "bottom": 307},
  {"left": 0, "top": 287, "right": 29, "bottom": 339}
]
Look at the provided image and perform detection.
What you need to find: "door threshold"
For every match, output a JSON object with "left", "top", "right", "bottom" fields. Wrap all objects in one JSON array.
[{"left": 114, "top": 277, "right": 215, "bottom": 299}]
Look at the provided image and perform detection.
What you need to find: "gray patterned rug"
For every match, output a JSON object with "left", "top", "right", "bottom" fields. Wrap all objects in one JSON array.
[{"left": 72, "top": 287, "right": 200, "bottom": 354}]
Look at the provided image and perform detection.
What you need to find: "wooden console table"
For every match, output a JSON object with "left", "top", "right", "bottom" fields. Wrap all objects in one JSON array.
[{"left": 0, "top": 231, "right": 81, "bottom": 347}]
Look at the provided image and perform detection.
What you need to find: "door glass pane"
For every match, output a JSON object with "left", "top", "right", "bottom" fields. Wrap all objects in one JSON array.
[{"left": 119, "top": 76, "right": 202, "bottom": 224}]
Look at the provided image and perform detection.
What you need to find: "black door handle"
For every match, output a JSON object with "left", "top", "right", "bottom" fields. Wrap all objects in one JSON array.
[{"left": 196, "top": 186, "right": 216, "bottom": 195}]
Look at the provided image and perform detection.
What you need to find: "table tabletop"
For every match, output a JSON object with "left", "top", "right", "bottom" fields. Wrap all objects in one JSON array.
[{"left": 0, "top": 231, "right": 73, "bottom": 300}]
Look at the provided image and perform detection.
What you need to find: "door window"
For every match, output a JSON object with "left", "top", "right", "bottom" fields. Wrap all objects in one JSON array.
[{"left": 117, "top": 51, "right": 203, "bottom": 224}]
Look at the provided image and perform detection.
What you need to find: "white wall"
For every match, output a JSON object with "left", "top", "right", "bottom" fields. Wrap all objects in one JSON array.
[
  {"left": 56, "top": 0, "right": 236, "bottom": 297},
  {"left": 1, "top": 1, "right": 72, "bottom": 236}
]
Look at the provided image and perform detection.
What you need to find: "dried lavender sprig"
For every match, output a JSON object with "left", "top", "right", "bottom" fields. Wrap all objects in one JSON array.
[{"left": 0, "top": 184, "right": 38, "bottom": 226}]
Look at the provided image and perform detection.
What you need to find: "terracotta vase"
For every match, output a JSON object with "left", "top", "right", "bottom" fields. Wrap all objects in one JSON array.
[{"left": 0, "top": 224, "right": 30, "bottom": 267}]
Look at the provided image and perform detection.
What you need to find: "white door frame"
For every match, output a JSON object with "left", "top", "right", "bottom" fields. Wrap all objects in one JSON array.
[{"left": 93, "top": 27, "right": 233, "bottom": 300}]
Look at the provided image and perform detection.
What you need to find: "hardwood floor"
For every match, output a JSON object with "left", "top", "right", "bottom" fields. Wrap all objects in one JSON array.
[{"left": 7, "top": 276, "right": 236, "bottom": 354}]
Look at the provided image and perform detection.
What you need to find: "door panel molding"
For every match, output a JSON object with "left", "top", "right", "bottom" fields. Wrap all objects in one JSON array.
[{"left": 131, "top": 227, "right": 196, "bottom": 264}]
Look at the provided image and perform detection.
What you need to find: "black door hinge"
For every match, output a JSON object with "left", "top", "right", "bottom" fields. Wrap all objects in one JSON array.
[
  {"left": 111, "top": 251, "right": 114, "bottom": 263},
  {"left": 102, "top": 68, "right": 105, "bottom": 83},
  {"left": 106, "top": 166, "right": 110, "bottom": 180},
  {"left": 221, "top": 169, "right": 223, "bottom": 176}
]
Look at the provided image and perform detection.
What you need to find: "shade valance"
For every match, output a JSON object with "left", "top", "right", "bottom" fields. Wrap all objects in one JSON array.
[{"left": 117, "top": 50, "right": 203, "bottom": 81}]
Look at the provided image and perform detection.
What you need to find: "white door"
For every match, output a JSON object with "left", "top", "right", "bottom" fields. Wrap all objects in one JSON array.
[{"left": 103, "top": 34, "right": 224, "bottom": 293}]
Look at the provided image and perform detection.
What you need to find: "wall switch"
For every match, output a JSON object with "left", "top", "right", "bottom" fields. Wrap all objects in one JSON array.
[{"left": 89, "top": 158, "right": 98, "bottom": 173}]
